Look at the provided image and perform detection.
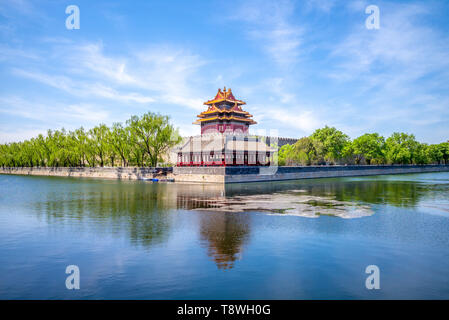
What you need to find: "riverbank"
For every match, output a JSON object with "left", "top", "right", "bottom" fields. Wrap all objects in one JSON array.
[
  {"left": 0, "top": 166, "right": 173, "bottom": 181},
  {"left": 1, "top": 164, "right": 449, "bottom": 183},
  {"left": 174, "top": 164, "right": 449, "bottom": 183}
]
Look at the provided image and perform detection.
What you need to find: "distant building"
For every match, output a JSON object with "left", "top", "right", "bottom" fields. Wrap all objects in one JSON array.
[{"left": 175, "top": 88, "right": 277, "bottom": 166}]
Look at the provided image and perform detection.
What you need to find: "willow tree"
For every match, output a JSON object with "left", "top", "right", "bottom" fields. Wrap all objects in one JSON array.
[
  {"left": 109, "top": 123, "right": 131, "bottom": 167},
  {"left": 89, "top": 124, "right": 110, "bottom": 167},
  {"left": 126, "top": 112, "right": 181, "bottom": 167}
]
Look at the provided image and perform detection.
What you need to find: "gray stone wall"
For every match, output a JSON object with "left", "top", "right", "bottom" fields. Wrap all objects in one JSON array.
[
  {"left": 225, "top": 164, "right": 449, "bottom": 183},
  {"left": 173, "top": 167, "right": 226, "bottom": 175},
  {"left": 0, "top": 167, "right": 172, "bottom": 180},
  {"left": 2, "top": 165, "right": 449, "bottom": 184},
  {"left": 174, "top": 164, "right": 449, "bottom": 183}
]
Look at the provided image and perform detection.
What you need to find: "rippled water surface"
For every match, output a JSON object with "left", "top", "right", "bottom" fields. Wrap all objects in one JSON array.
[{"left": 0, "top": 172, "right": 449, "bottom": 299}]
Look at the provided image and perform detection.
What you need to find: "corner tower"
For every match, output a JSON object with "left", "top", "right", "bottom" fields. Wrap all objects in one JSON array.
[{"left": 193, "top": 87, "right": 257, "bottom": 135}]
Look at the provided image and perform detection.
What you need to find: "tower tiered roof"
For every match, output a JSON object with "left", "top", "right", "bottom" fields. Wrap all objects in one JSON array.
[{"left": 193, "top": 87, "right": 257, "bottom": 126}]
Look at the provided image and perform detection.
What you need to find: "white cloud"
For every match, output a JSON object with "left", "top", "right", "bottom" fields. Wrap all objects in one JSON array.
[
  {"left": 330, "top": 4, "right": 449, "bottom": 84},
  {"left": 0, "top": 129, "right": 46, "bottom": 144},
  {"left": 0, "top": 96, "right": 110, "bottom": 125},
  {"left": 69, "top": 43, "right": 138, "bottom": 85},
  {"left": 230, "top": 0, "right": 303, "bottom": 66},
  {"left": 10, "top": 42, "right": 208, "bottom": 111},
  {"left": 1, "top": 40, "right": 212, "bottom": 142},
  {"left": 0, "top": 45, "right": 40, "bottom": 62},
  {"left": 12, "top": 68, "right": 154, "bottom": 104},
  {"left": 323, "top": 2, "right": 449, "bottom": 142},
  {"left": 269, "top": 108, "right": 322, "bottom": 133}
]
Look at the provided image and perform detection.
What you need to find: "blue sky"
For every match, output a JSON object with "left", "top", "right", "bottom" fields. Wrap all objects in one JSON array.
[{"left": 1, "top": 0, "right": 449, "bottom": 143}]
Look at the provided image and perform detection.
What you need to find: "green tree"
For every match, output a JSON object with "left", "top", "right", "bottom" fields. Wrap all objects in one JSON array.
[
  {"left": 294, "top": 137, "right": 318, "bottom": 165},
  {"left": 385, "top": 132, "right": 419, "bottom": 164},
  {"left": 352, "top": 133, "right": 385, "bottom": 164},
  {"left": 278, "top": 144, "right": 296, "bottom": 166},
  {"left": 89, "top": 124, "right": 110, "bottom": 167},
  {"left": 440, "top": 142, "right": 449, "bottom": 164},
  {"left": 109, "top": 123, "right": 131, "bottom": 167},
  {"left": 414, "top": 143, "right": 430, "bottom": 164},
  {"left": 126, "top": 112, "right": 181, "bottom": 167},
  {"left": 310, "top": 126, "right": 349, "bottom": 164},
  {"left": 73, "top": 127, "right": 89, "bottom": 166},
  {"left": 427, "top": 144, "right": 443, "bottom": 164}
]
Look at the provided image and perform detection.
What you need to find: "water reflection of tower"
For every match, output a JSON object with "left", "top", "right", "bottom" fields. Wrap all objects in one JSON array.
[
  {"left": 175, "top": 184, "right": 226, "bottom": 210},
  {"left": 199, "top": 212, "right": 250, "bottom": 270},
  {"left": 173, "top": 184, "right": 251, "bottom": 270}
]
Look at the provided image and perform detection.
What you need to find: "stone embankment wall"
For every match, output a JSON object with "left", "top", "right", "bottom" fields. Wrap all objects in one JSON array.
[
  {"left": 2, "top": 165, "right": 449, "bottom": 184},
  {"left": 0, "top": 167, "right": 172, "bottom": 180},
  {"left": 174, "top": 164, "right": 449, "bottom": 183}
]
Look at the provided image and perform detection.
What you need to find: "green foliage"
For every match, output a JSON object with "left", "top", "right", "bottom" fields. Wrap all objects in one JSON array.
[
  {"left": 126, "top": 112, "right": 181, "bottom": 167},
  {"left": 440, "top": 142, "right": 449, "bottom": 164},
  {"left": 1, "top": 119, "right": 447, "bottom": 168},
  {"left": 278, "top": 144, "right": 296, "bottom": 166},
  {"left": 274, "top": 127, "right": 447, "bottom": 166},
  {"left": 384, "top": 132, "right": 419, "bottom": 164},
  {"left": 294, "top": 137, "right": 318, "bottom": 165},
  {"left": 352, "top": 133, "right": 385, "bottom": 164},
  {"left": 0, "top": 112, "right": 180, "bottom": 168},
  {"left": 310, "top": 126, "right": 350, "bottom": 164}
]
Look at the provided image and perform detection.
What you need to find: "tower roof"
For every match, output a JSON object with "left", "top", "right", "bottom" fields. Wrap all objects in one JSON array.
[
  {"left": 194, "top": 87, "right": 257, "bottom": 125},
  {"left": 204, "top": 87, "right": 246, "bottom": 106}
]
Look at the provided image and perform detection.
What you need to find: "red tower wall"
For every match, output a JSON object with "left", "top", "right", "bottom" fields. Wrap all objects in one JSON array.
[{"left": 201, "top": 122, "right": 249, "bottom": 134}]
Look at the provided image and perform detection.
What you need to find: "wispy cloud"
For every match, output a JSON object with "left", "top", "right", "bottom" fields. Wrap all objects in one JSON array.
[
  {"left": 322, "top": 1, "right": 449, "bottom": 142},
  {"left": 330, "top": 3, "right": 449, "bottom": 84},
  {"left": 1, "top": 38, "right": 210, "bottom": 141},
  {"left": 12, "top": 68, "right": 155, "bottom": 103},
  {"left": 230, "top": 0, "right": 303, "bottom": 66},
  {"left": 262, "top": 107, "right": 323, "bottom": 134},
  {"left": 0, "top": 45, "right": 40, "bottom": 61},
  {"left": 8, "top": 41, "right": 209, "bottom": 109},
  {"left": 0, "top": 96, "right": 109, "bottom": 122}
]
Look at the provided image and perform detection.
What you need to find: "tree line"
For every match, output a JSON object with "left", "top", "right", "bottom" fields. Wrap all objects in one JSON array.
[
  {"left": 2, "top": 118, "right": 448, "bottom": 168},
  {"left": 278, "top": 126, "right": 449, "bottom": 166},
  {"left": 0, "top": 112, "right": 181, "bottom": 168}
]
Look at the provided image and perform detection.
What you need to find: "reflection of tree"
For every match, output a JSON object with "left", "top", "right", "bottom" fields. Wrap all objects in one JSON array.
[
  {"left": 199, "top": 212, "right": 250, "bottom": 270},
  {"left": 332, "top": 180, "right": 421, "bottom": 207},
  {"left": 38, "top": 180, "right": 173, "bottom": 248},
  {"left": 225, "top": 178, "right": 424, "bottom": 208},
  {"left": 37, "top": 181, "right": 231, "bottom": 250}
]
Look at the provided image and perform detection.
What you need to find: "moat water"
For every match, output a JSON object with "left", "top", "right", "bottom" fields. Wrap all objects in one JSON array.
[{"left": 0, "top": 172, "right": 449, "bottom": 299}]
